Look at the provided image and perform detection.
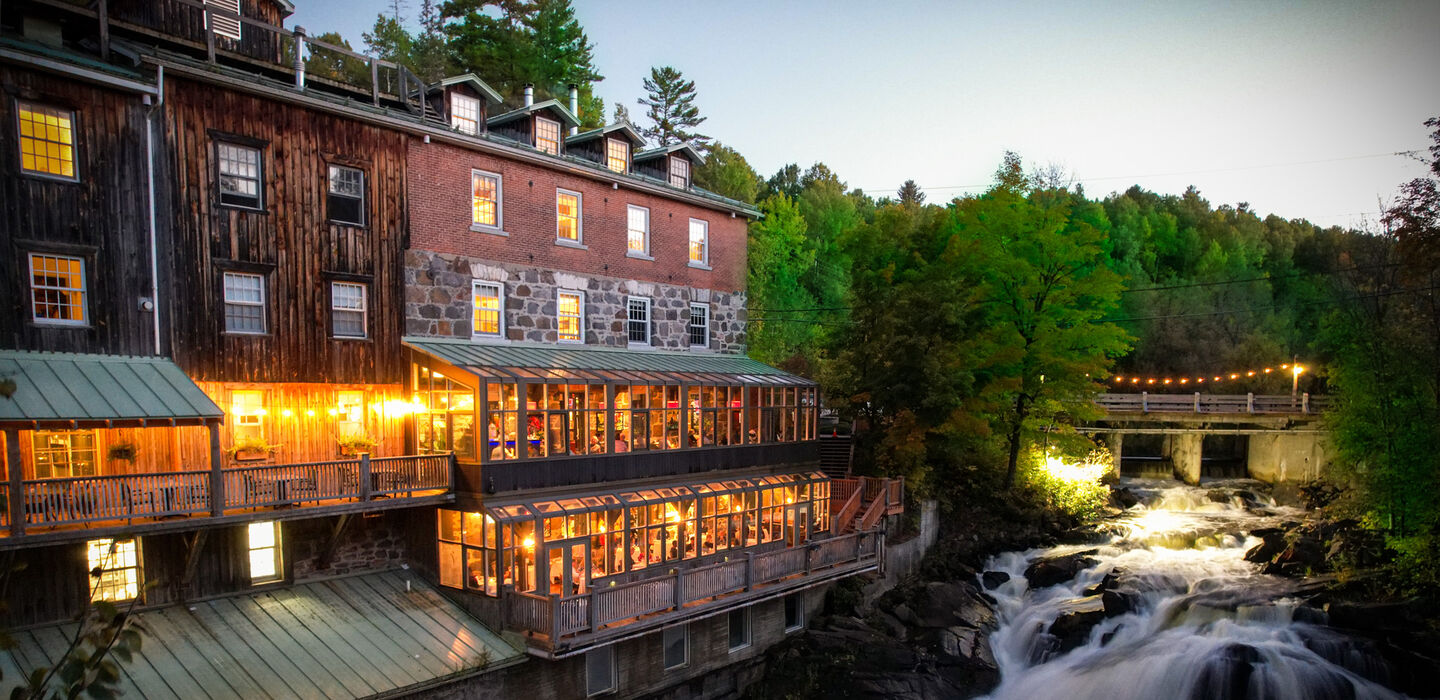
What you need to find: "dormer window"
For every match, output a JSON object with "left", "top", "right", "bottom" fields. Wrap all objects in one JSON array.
[
  {"left": 451, "top": 93, "right": 480, "bottom": 135},
  {"left": 669, "top": 157, "right": 690, "bottom": 188},
  {"left": 606, "top": 138, "right": 629, "bottom": 173},
  {"left": 535, "top": 117, "right": 561, "bottom": 155}
]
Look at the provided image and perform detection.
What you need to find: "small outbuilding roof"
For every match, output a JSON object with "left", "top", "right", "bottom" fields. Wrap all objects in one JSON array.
[
  {"left": 430, "top": 73, "right": 505, "bottom": 106},
  {"left": 0, "top": 350, "right": 223, "bottom": 429}
]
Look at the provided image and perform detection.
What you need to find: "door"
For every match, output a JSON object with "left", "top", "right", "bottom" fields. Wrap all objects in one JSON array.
[
  {"left": 546, "top": 541, "right": 588, "bottom": 597},
  {"left": 786, "top": 503, "right": 810, "bottom": 547}
]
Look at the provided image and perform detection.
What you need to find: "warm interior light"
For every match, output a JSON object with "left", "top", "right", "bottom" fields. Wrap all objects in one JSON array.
[
  {"left": 280, "top": 409, "right": 294, "bottom": 418},
  {"left": 305, "top": 409, "right": 315, "bottom": 417},
  {"left": 523, "top": 536, "right": 534, "bottom": 548},
  {"left": 256, "top": 408, "right": 268, "bottom": 416},
  {"left": 327, "top": 408, "right": 339, "bottom": 416}
]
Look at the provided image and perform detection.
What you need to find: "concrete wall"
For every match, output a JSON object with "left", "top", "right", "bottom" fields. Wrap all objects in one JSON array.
[
  {"left": 1247, "top": 432, "right": 1329, "bottom": 483},
  {"left": 875, "top": 499, "right": 939, "bottom": 591}
]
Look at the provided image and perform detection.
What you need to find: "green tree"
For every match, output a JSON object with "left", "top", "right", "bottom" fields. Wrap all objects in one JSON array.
[
  {"left": 636, "top": 66, "right": 708, "bottom": 147},
  {"left": 693, "top": 142, "right": 759, "bottom": 203},
  {"left": 746, "top": 194, "right": 816, "bottom": 364},
  {"left": 896, "top": 179, "right": 925, "bottom": 207},
  {"left": 304, "top": 32, "right": 369, "bottom": 86}
]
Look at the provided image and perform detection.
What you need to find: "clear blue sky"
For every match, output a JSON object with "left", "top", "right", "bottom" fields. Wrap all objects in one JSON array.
[{"left": 292, "top": 0, "right": 1440, "bottom": 229}]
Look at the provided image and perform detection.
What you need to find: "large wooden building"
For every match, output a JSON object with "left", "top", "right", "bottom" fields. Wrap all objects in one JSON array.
[{"left": 0, "top": 1, "right": 902, "bottom": 697}]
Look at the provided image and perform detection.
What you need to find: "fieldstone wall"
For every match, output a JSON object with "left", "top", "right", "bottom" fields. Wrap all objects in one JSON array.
[{"left": 405, "top": 249, "right": 747, "bottom": 353}]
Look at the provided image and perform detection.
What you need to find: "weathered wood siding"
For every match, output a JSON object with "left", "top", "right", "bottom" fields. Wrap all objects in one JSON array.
[
  {"left": 106, "top": 0, "right": 290, "bottom": 65},
  {"left": 0, "top": 66, "right": 157, "bottom": 356},
  {"left": 161, "top": 76, "right": 408, "bottom": 384}
]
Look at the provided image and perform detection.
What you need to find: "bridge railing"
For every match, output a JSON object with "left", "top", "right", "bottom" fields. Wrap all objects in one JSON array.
[{"left": 1097, "top": 393, "right": 1327, "bottom": 415}]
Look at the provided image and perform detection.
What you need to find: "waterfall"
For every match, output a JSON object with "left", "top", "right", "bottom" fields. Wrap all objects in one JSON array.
[{"left": 979, "top": 478, "right": 1407, "bottom": 700}]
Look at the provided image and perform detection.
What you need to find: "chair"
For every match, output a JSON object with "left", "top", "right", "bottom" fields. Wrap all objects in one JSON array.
[
  {"left": 290, "top": 467, "right": 320, "bottom": 502},
  {"left": 243, "top": 474, "right": 278, "bottom": 505}
]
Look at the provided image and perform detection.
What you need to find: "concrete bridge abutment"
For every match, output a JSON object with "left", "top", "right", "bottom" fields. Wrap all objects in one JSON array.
[{"left": 1163, "top": 433, "right": 1204, "bottom": 485}]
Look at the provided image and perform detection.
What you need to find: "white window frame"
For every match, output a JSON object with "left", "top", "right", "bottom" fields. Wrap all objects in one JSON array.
[
  {"left": 16, "top": 101, "right": 78, "bottom": 181},
  {"left": 585, "top": 646, "right": 617, "bottom": 696},
  {"left": 688, "top": 218, "right": 709, "bottom": 267},
  {"left": 662, "top": 624, "right": 689, "bottom": 670},
  {"left": 326, "top": 164, "right": 366, "bottom": 227},
  {"left": 605, "top": 138, "right": 629, "bottom": 173},
  {"left": 27, "top": 252, "right": 87, "bottom": 326},
  {"left": 535, "top": 116, "right": 561, "bottom": 155},
  {"left": 231, "top": 389, "right": 265, "bottom": 441},
  {"left": 689, "top": 302, "right": 710, "bottom": 349},
  {"left": 669, "top": 156, "right": 690, "bottom": 188},
  {"left": 626, "top": 205, "right": 650, "bottom": 258},
  {"left": 222, "top": 271, "right": 266, "bottom": 335},
  {"left": 216, "top": 141, "right": 263, "bottom": 210},
  {"left": 556, "top": 188, "right": 584, "bottom": 246},
  {"left": 557, "top": 289, "right": 584, "bottom": 344},
  {"left": 727, "top": 607, "right": 751, "bottom": 653},
  {"left": 472, "top": 280, "right": 505, "bottom": 339},
  {"left": 470, "top": 169, "right": 504, "bottom": 232},
  {"left": 784, "top": 594, "right": 804, "bottom": 632},
  {"left": 330, "top": 281, "right": 368, "bottom": 339},
  {"left": 247, "top": 521, "right": 283, "bottom": 585},
  {"left": 31, "top": 430, "right": 98, "bottom": 479},
  {"left": 451, "top": 92, "right": 480, "bottom": 135},
  {"left": 87, "top": 538, "right": 141, "bottom": 603},
  {"left": 204, "top": 0, "right": 242, "bottom": 41},
  {"left": 626, "top": 296, "right": 651, "bottom": 346}
]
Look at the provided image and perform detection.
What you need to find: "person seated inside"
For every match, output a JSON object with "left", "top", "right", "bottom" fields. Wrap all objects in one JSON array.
[{"left": 614, "top": 431, "right": 629, "bottom": 453}]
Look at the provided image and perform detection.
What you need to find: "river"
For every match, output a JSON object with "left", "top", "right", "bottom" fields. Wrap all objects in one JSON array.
[{"left": 979, "top": 478, "right": 1408, "bottom": 700}]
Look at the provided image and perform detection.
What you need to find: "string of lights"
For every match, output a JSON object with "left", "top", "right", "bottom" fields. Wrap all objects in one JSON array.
[{"left": 1111, "top": 363, "right": 1306, "bottom": 388}]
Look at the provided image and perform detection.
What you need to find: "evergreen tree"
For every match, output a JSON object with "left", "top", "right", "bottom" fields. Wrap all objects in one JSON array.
[
  {"left": 694, "top": 142, "right": 760, "bottom": 203},
  {"left": 897, "top": 179, "right": 925, "bottom": 206},
  {"left": 637, "top": 66, "right": 709, "bottom": 148},
  {"left": 612, "top": 101, "right": 630, "bottom": 124}
]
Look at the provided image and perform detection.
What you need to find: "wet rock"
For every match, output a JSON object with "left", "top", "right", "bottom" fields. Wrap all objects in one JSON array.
[
  {"left": 1111, "top": 487, "right": 1140, "bottom": 509},
  {"left": 1024, "top": 550, "right": 1099, "bottom": 589},
  {"left": 1327, "top": 600, "right": 1421, "bottom": 634},
  {"left": 913, "top": 581, "right": 996, "bottom": 630},
  {"left": 1244, "top": 534, "right": 1286, "bottom": 563},
  {"left": 1047, "top": 596, "right": 1107, "bottom": 653},
  {"left": 1274, "top": 536, "right": 1326, "bottom": 572},
  {"left": 1083, "top": 569, "right": 1121, "bottom": 596},
  {"left": 981, "top": 571, "right": 1010, "bottom": 590},
  {"left": 1102, "top": 589, "right": 1140, "bottom": 617}
]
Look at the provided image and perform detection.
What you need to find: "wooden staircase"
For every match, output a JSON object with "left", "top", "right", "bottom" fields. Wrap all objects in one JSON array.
[
  {"left": 817, "top": 434, "right": 853, "bottom": 479},
  {"left": 829, "top": 476, "right": 904, "bottom": 534}
]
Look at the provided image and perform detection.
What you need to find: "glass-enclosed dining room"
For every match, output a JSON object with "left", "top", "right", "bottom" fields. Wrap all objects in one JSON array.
[
  {"left": 409, "top": 357, "right": 819, "bottom": 464},
  {"left": 436, "top": 471, "right": 832, "bottom": 597}
]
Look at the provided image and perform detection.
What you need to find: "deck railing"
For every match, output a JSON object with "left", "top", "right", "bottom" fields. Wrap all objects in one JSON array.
[
  {"left": 1096, "top": 393, "right": 1328, "bottom": 415},
  {"left": 10, "top": 454, "right": 451, "bottom": 532},
  {"left": 511, "top": 530, "right": 881, "bottom": 643}
]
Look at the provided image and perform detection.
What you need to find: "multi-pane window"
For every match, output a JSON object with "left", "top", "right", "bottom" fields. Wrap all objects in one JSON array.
[
  {"left": 728, "top": 608, "right": 751, "bottom": 652},
  {"left": 605, "top": 138, "right": 629, "bottom": 173},
  {"left": 451, "top": 92, "right": 480, "bottom": 135},
  {"left": 627, "top": 297, "right": 650, "bottom": 345},
  {"left": 204, "top": 0, "right": 242, "bottom": 40},
  {"left": 31, "top": 430, "right": 97, "bottom": 479},
  {"left": 248, "top": 521, "right": 282, "bottom": 584},
  {"left": 535, "top": 116, "right": 561, "bottom": 155},
  {"left": 473, "top": 281, "right": 503, "bottom": 338},
  {"left": 557, "top": 290, "right": 583, "bottom": 343},
  {"left": 785, "top": 594, "right": 804, "bottom": 631},
  {"left": 689, "top": 218, "right": 709, "bottom": 265},
  {"left": 689, "top": 303, "right": 709, "bottom": 348},
  {"left": 336, "top": 390, "right": 365, "bottom": 436},
  {"left": 585, "top": 646, "right": 616, "bottom": 696},
  {"left": 223, "top": 272, "right": 265, "bottom": 334},
  {"left": 331, "top": 281, "right": 367, "bottom": 338},
  {"left": 662, "top": 625, "right": 688, "bottom": 670},
  {"left": 231, "top": 390, "right": 265, "bottom": 441},
  {"left": 17, "top": 102, "right": 75, "bottom": 179},
  {"left": 87, "top": 538, "right": 140, "bottom": 602},
  {"left": 28, "top": 253, "right": 87, "bottom": 325},
  {"left": 216, "top": 142, "right": 262, "bottom": 209},
  {"left": 471, "top": 170, "right": 502, "bottom": 229},
  {"left": 669, "top": 156, "right": 690, "bottom": 188},
  {"left": 557, "top": 190, "right": 582, "bottom": 243},
  {"left": 327, "top": 164, "right": 365, "bottom": 226},
  {"left": 626, "top": 205, "right": 649, "bottom": 255}
]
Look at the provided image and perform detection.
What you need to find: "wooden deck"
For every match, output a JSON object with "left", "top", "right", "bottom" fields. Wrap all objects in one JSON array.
[
  {"left": 0, "top": 570, "right": 523, "bottom": 698},
  {"left": 1096, "top": 393, "right": 1329, "bottom": 415}
]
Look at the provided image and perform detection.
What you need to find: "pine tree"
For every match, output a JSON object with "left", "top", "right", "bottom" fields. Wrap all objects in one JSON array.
[
  {"left": 637, "top": 66, "right": 708, "bottom": 148},
  {"left": 612, "top": 101, "right": 630, "bottom": 123},
  {"left": 897, "top": 179, "right": 925, "bottom": 206}
]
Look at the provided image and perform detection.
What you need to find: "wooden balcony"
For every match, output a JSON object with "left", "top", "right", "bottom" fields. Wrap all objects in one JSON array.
[
  {"left": 501, "top": 529, "right": 883, "bottom": 657},
  {"left": 1, "top": 454, "right": 452, "bottom": 544}
]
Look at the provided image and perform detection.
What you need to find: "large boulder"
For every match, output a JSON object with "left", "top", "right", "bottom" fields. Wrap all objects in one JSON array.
[
  {"left": 1244, "top": 534, "right": 1286, "bottom": 563},
  {"left": 1024, "top": 550, "right": 1099, "bottom": 589},
  {"left": 1046, "top": 596, "right": 1108, "bottom": 653},
  {"left": 981, "top": 571, "right": 1011, "bottom": 590},
  {"left": 912, "top": 580, "right": 997, "bottom": 630}
]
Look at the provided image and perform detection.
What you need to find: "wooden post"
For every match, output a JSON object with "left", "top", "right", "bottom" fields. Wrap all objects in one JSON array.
[
  {"left": 1302, "top": 392, "right": 1310, "bottom": 414},
  {"left": 587, "top": 587, "right": 598, "bottom": 631},
  {"left": 292, "top": 26, "right": 307, "bottom": 89},
  {"left": 205, "top": 6, "right": 216, "bottom": 64},
  {"left": 744, "top": 551, "right": 754, "bottom": 591},
  {"left": 550, "top": 595, "right": 561, "bottom": 641},
  {"left": 359, "top": 452, "right": 372, "bottom": 501},
  {"left": 370, "top": 55, "right": 380, "bottom": 106},
  {"left": 804, "top": 545, "right": 813, "bottom": 575},
  {"left": 97, "top": 0, "right": 110, "bottom": 61},
  {"left": 208, "top": 422, "right": 223, "bottom": 517},
  {"left": 1193, "top": 392, "right": 1201, "bottom": 412},
  {"left": 679, "top": 382, "right": 690, "bottom": 449},
  {"left": 447, "top": 453, "right": 456, "bottom": 490},
  {"left": 673, "top": 568, "right": 684, "bottom": 609},
  {"left": 1247, "top": 393, "right": 1255, "bottom": 413},
  {"left": 1141, "top": 391, "right": 1148, "bottom": 412},
  {"left": 6, "top": 428, "right": 25, "bottom": 536}
]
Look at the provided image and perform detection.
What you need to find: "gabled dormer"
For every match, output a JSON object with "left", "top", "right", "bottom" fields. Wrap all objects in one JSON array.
[
  {"left": 634, "top": 143, "right": 705, "bottom": 190},
  {"left": 428, "top": 74, "right": 504, "bottom": 136},
  {"left": 564, "top": 121, "right": 645, "bottom": 174},
  {"left": 487, "top": 86, "right": 581, "bottom": 157}
]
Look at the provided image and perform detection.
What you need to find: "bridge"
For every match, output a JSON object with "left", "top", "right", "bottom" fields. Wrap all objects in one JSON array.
[{"left": 1087, "top": 393, "right": 1329, "bottom": 485}]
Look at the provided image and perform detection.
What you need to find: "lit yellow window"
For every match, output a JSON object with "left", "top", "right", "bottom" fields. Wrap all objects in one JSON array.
[
  {"left": 336, "top": 390, "right": 365, "bottom": 434},
  {"left": 689, "top": 219, "right": 708, "bottom": 264},
  {"left": 248, "top": 521, "right": 282, "bottom": 583},
  {"left": 87, "top": 538, "right": 140, "bottom": 602},
  {"left": 557, "top": 190, "right": 581, "bottom": 242},
  {"left": 606, "top": 138, "right": 629, "bottom": 173},
  {"left": 18, "top": 102, "right": 75, "bottom": 179},
  {"left": 28, "top": 253, "right": 87, "bottom": 324},
  {"left": 535, "top": 117, "right": 560, "bottom": 155},
  {"left": 558, "top": 290, "right": 583, "bottom": 342},
  {"left": 473, "top": 281, "right": 503, "bottom": 337},
  {"left": 472, "top": 171, "right": 500, "bottom": 228},
  {"left": 231, "top": 390, "right": 265, "bottom": 440}
]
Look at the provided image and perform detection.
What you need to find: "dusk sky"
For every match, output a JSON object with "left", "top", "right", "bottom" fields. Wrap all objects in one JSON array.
[{"left": 291, "top": 0, "right": 1440, "bottom": 229}]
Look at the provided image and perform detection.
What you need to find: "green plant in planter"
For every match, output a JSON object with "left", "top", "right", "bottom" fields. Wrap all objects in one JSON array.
[
  {"left": 337, "top": 433, "right": 379, "bottom": 455},
  {"left": 227, "top": 436, "right": 276, "bottom": 459},
  {"left": 107, "top": 441, "right": 139, "bottom": 463}
]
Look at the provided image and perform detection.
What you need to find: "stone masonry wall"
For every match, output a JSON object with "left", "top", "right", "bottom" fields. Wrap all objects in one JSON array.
[{"left": 406, "top": 249, "right": 746, "bottom": 353}]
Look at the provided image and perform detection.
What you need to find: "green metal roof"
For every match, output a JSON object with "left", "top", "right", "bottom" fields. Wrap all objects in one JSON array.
[
  {"left": 431, "top": 73, "right": 505, "bottom": 106},
  {"left": 405, "top": 337, "right": 813, "bottom": 386},
  {"left": 0, "top": 350, "right": 222, "bottom": 428},
  {"left": 635, "top": 142, "right": 706, "bottom": 165},
  {"left": 566, "top": 120, "right": 645, "bottom": 147},
  {"left": 0, "top": 570, "right": 523, "bottom": 699},
  {"left": 487, "top": 99, "right": 581, "bottom": 129}
]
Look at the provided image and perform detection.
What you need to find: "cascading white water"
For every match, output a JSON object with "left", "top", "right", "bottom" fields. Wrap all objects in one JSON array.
[{"left": 980, "top": 478, "right": 1407, "bottom": 700}]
